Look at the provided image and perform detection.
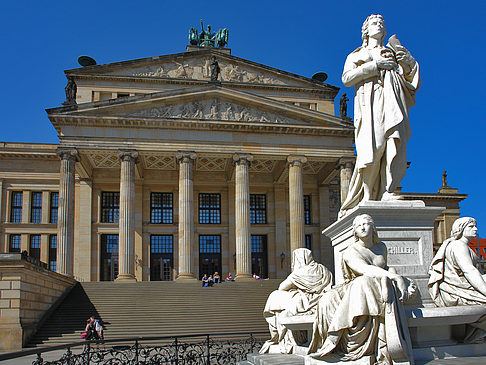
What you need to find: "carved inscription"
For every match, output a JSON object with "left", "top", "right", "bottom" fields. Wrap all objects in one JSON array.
[{"left": 385, "top": 241, "right": 421, "bottom": 266}]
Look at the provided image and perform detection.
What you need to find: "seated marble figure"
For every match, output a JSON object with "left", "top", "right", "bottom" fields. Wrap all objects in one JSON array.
[
  {"left": 260, "top": 248, "right": 333, "bottom": 354},
  {"left": 428, "top": 217, "right": 486, "bottom": 343},
  {"left": 308, "top": 214, "right": 415, "bottom": 364}
]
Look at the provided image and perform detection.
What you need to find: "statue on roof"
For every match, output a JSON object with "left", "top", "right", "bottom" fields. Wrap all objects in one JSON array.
[
  {"left": 63, "top": 77, "right": 77, "bottom": 106},
  {"left": 189, "top": 20, "right": 229, "bottom": 48}
]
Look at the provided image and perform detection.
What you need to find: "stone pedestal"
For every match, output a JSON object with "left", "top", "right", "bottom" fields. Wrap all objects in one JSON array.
[
  {"left": 234, "top": 153, "right": 253, "bottom": 280},
  {"left": 322, "top": 201, "right": 444, "bottom": 304},
  {"left": 116, "top": 150, "right": 138, "bottom": 282},
  {"left": 176, "top": 152, "right": 197, "bottom": 280}
]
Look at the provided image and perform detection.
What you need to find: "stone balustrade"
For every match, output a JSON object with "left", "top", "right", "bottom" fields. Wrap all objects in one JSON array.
[{"left": 0, "top": 253, "right": 76, "bottom": 351}]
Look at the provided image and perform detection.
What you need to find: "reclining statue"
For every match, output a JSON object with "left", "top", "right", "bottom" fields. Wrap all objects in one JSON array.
[
  {"left": 308, "top": 214, "right": 415, "bottom": 364},
  {"left": 429, "top": 217, "right": 486, "bottom": 343}
]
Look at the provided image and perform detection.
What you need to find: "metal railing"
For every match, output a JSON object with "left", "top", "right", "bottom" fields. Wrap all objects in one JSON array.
[{"left": 0, "top": 331, "right": 268, "bottom": 364}]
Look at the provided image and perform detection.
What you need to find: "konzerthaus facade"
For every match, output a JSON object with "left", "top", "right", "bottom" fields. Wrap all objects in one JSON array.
[{"left": 0, "top": 45, "right": 465, "bottom": 282}]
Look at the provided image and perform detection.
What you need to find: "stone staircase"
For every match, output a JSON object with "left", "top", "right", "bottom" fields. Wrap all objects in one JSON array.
[{"left": 27, "top": 280, "right": 279, "bottom": 347}]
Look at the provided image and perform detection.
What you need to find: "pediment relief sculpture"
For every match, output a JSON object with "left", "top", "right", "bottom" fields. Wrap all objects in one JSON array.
[
  {"left": 110, "top": 57, "right": 292, "bottom": 86},
  {"left": 126, "top": 98, "right": 298, "bottom": 124}
]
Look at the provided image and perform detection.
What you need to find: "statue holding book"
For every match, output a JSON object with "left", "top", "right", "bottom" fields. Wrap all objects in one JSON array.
[{"left": 340, "top": 14, "right": 421, "bottom": 216}]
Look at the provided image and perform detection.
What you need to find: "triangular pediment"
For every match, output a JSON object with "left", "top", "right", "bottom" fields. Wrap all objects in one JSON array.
[
  {"left": 66, "top": 49, "right": 337, "bottom": 92},
  {"left": 48, "top": 85, "right": 349, "bottom": 129}
]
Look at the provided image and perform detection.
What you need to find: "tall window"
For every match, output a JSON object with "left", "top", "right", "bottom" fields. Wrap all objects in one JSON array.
[
  {"left": 250, "top": 194, "right": 267, "bottom": 224},
  {"left": 101, "top": 192, "right": 119, "bottom": 223},
  {"left": 50, "top": 192, "right": 59, "bottom": 223},
  {"left": 199, "top": 193, "right": 221, "bottom": 224},
  {"left": 30, "top": 192, "right": 42, "bottom": 223},
  {"left": 305, "top": 234, "right": 312, "bottom": 250},
  {"left": 151, "top": 193, "right": 173, "bottom": 224},
  {"left": 9, "top": 234, "right": 21, "bottom": 253},
  {"left": 29, "top": 235, "right": 41, "bottom": 260},
  {"left": 304, "top": 195, "right": 312, "bottom": 225},
  {"left": 49, "top": 235, "right": 57, "bottom": 271},
  {"left": 10, "top": 191, "right": 23, "bottom": 223}
]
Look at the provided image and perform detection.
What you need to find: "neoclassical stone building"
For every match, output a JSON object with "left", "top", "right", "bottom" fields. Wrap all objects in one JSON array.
[
  {"left": 0, "top": 46, "right": 466, "bottom": 282},
  {"left": 0, "top": 47, "right": 358, "bottom": 282}
]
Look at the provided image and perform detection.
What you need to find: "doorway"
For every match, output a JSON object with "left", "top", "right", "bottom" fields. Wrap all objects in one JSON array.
[
  {"left": 251, "top": 235, "right": 268, "bottom": 278},
  {"left": 199, "top": 235, "right": 221, "bottom": 279},
  {"left": 100, "top": 234, "right": 119, "bottom": 281},
  {"left": 150, "top": 235, "right": 174, "bottom": 281}
]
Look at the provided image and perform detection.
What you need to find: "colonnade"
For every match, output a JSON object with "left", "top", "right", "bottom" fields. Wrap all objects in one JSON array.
[{"left": 55, "top": 148, "right": 354, "bottom": 280}]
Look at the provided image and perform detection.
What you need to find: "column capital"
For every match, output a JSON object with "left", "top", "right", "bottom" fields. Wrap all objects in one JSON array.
[
  {"left": 287, "top": 155, "right": 307, "bottom": 167},
  {"left": 233, "top": 153, "right": 253, "bottom": 166},
  {"left": 337, "top": 157, "right": 355, "bottom": 169},
  {"left": 56, "top": 147, "right": 79, "bottom": 162},
  {"left": 176, "top": 151, "right": 197, "bottom": 164},
  {"left": 118, "top": 150, "right": 139, "bottom": 163}
]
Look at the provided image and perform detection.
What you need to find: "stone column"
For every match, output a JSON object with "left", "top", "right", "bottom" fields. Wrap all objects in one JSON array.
[
  {"left": 339, "top": 158, "right": 354, "bottom": 203},
  {"left": 56, "top": 148, "right": 78, "bottom": 277},
  {"left": 116, "top": 150, "right": 139, "bottom": 282},
  {"left": 288, "top": 156, "right": 307, "bottom": 257},
  {"left": 233, "top": 153, "right": 253, "bottom": 280},
  {"left": 176, "top": 152, "right": 197, "bottom": 280}
]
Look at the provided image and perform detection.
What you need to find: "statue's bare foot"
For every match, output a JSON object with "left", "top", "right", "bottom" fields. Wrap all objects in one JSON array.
[{"left": 381, "top": 191, "right": 403, "bottom": 201}]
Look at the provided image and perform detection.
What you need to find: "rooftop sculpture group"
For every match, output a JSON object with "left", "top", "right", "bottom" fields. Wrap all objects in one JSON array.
[{"left": 189, "top": 20, "right": 229, "bottom": 48}]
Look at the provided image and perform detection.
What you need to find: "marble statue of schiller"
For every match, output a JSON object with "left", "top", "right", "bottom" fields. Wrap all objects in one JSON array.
[{"left": 340, "top": 15, "right": 420, "bottom": 215}]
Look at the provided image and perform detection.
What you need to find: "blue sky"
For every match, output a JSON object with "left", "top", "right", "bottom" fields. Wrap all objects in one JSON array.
[{"left": 1, "top": 1, "right": 485, "bottom": 236}]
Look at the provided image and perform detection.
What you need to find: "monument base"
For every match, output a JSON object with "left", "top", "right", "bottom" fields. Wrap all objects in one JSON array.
[{"left": 323, "top": 200, "right": 444, "bottom": 304}]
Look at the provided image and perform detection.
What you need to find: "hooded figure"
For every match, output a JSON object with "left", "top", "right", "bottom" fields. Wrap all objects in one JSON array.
[{"left": 260, "top": 248, "right": 332, "bottom": 354}]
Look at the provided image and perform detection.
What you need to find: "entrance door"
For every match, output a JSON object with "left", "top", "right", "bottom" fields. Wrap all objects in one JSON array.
[
  {"left": 251, "top": 235, "right": 268, "bottom": 278},
  {"left": 150, "top": 235, "right": 174, "bottom": 281},
  {"left": 100, "top": 234, "right": 119, "bottom": 281},
  {"left": 199, "top": 235, "right": 221, "bottom": 279}
]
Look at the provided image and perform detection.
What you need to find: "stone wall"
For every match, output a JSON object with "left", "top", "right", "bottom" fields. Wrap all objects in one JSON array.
[{"left": 0, "top": 253, "right": 76, "bottom": 351}]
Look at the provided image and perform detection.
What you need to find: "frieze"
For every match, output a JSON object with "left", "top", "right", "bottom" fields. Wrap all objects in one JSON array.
[
  {"left": 126, "top": 98, "right": 296, "bottom": 124},
  {"left": 115, "top": 57, "right": 288, "bottom": 85}
]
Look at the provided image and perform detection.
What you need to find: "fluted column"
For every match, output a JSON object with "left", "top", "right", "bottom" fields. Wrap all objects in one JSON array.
[
  {"left": 116, "top": 150, "right": 139, "bottom": 282},
  {"left": 176, "top": 152, "right": 197, "bottom": 280},
  {"left": 288, "top": 156, "right": 307, "bottom": 257},
  {"left": 56, "top": 148, "right": 78, "bottom": 277},
  {"left": 234, "top": 153, "right": 253, "bottom": 280},
  {"left": 339, "top": 158, "right": 354, "bottom": 204}
]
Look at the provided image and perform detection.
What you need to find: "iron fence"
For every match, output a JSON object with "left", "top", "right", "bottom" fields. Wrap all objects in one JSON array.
[{"left": 0, "top": 332, "right": 267, "bottom": 365}]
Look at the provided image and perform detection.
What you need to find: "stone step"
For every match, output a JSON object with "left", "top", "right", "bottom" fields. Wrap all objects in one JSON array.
[{"left": 27, "top": 280, "right": 278, "bottom": 347}]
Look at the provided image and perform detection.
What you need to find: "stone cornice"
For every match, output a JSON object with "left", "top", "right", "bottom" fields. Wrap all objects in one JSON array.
[
  {"left": 400, "top": 192, "right": 468, "bottom": 201},
  {"left": 69, "top": 73, "right": 337, "bottom": 98},
  {"left": 49, "top": 114, "right": 354, "bottom": 137}
]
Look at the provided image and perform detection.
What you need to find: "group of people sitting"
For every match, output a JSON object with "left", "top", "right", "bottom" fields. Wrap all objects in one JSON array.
[
  {"left": 201, "top": 272, "right": 235, "bottom": 286},
  {"left": 82, "top": 316, "right": 104, "bottom": 341}
]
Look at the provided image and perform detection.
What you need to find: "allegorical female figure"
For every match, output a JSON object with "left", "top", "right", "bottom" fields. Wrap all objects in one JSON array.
[
  {"left": 308, "top": 214, "right": 414, "bottom": 364},
  {"left": 260, "top": 248, "right": 332, "bottom": 354},
  {"left": 340, "top": 14, "right": 420, "bottom": 215},
  {"left": 428, "top": 217, "right": 486, "bottom": 342}
]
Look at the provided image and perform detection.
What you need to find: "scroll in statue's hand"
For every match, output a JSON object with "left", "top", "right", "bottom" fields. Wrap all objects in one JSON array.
[{"left": 395, "top": 46, "right": 415, "bottom": 74}]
